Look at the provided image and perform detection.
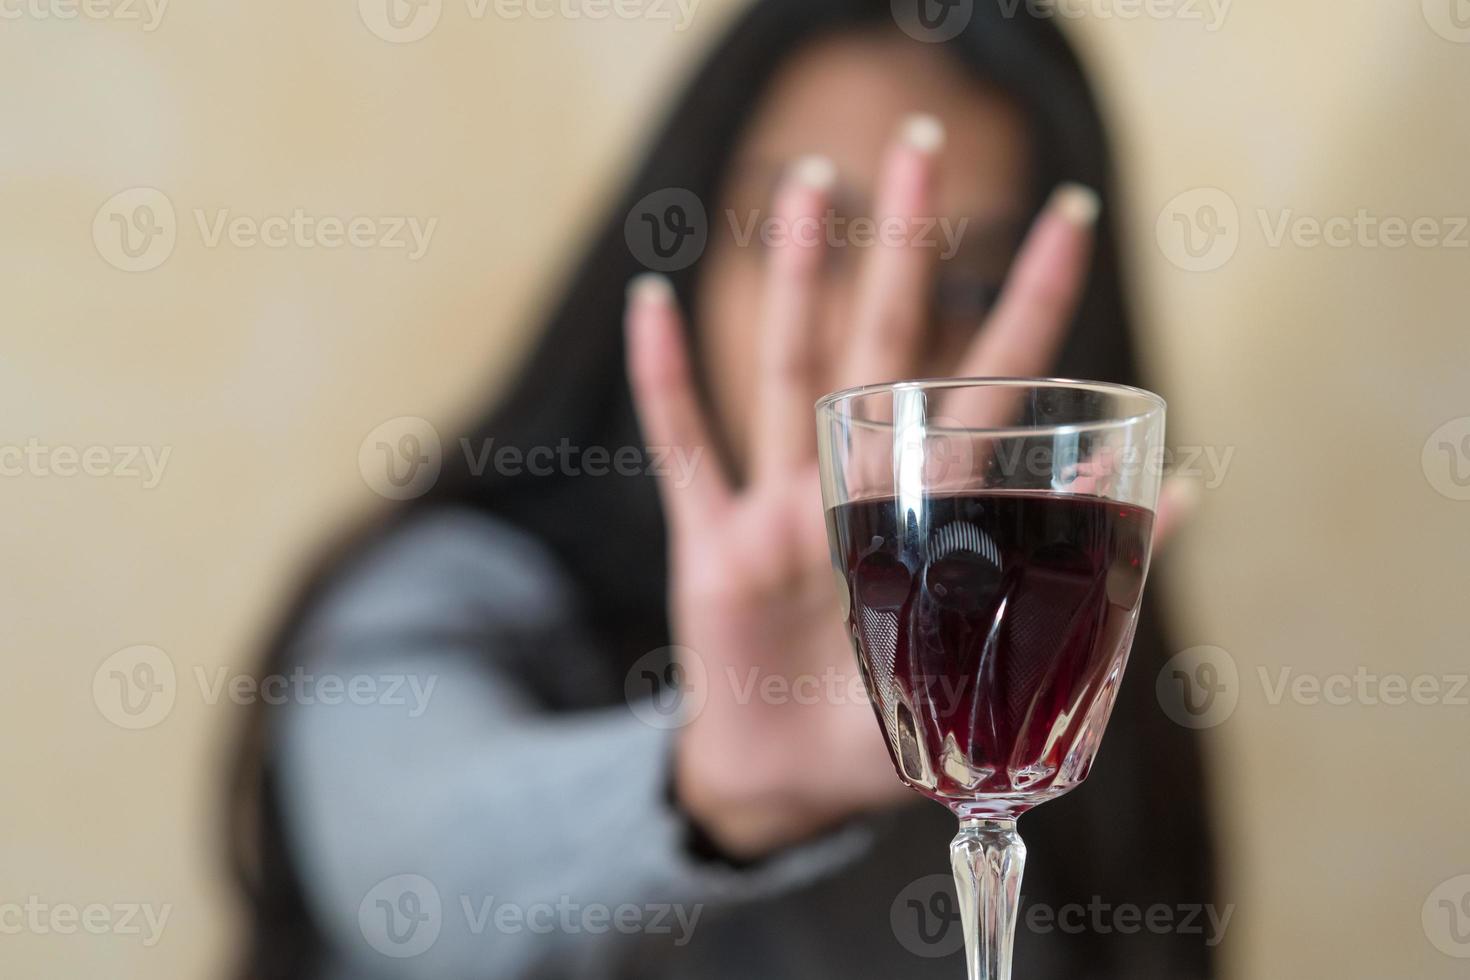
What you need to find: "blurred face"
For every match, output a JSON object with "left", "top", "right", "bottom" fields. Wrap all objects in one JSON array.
[{"left": 696, "top": 29, "right": 1030, "bottom": 475}]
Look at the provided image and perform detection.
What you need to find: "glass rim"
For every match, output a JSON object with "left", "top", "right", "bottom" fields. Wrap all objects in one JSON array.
[{"left": 814, "top": 376, "right": 1166, "bottom": 435}]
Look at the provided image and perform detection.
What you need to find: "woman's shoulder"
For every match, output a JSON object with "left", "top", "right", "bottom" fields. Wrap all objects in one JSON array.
[{"left": 294, "top": 506, "right": 581, "bottom": 653}]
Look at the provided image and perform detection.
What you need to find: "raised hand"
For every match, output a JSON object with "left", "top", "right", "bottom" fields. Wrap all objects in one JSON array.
[{"left": 625, "top": 115, "right": 1100, "bottom": 858}]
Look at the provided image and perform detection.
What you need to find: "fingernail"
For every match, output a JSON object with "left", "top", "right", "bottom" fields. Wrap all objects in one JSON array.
[
  {"left": 1051, "top": 182, "right": 1102, "bottom": 226},
  {"left": 899, "top": 113, "right": 946, "bottom": 155},
  {"left": 627, "top": 272, "right": 673, "bottom": 309},
  {"left": 788, "top": 154, "right": 837, "bottom": 191}
]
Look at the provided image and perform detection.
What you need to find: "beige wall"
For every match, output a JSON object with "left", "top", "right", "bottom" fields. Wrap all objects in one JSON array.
[{"left": 3, "top": 2, "right": 1467, "bottom": 977}]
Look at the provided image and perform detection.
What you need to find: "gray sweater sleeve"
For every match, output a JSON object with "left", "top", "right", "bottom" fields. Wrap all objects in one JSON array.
[{"left": 276, "top": 508, "right": 876, "bottom": 978}]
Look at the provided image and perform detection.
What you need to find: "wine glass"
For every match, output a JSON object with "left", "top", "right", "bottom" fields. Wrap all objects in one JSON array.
[{"left": 815, "top": 378, "right": 1165, "bottom": 980}]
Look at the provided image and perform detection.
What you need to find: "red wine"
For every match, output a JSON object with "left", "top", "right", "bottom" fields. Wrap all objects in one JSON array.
[{"left": 829, "top": 491, "right": 1153, "bottom": 816}]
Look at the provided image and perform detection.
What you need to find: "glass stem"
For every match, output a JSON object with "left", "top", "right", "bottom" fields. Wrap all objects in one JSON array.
[{"left": 950, "top": 816, "right": 1026, "bottom": 980}]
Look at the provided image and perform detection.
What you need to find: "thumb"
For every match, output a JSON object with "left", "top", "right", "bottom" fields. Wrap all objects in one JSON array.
[{"left": 1152, "top": 474, "right": 1202, "bottom": 550}]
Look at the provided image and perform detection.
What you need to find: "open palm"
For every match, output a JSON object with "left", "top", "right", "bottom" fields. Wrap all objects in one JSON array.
[{"left": 626, "top": 116, "right": 1100, "bottom": 858}]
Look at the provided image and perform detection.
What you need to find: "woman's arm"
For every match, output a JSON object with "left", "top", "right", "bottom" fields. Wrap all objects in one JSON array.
[{"left": 276, "top": 508, "right": 875, "bottom": 978}]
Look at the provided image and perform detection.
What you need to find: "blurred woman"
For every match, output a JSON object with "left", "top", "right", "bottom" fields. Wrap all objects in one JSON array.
[{"left": 231, "top": 1, "right": 1216, "bottom": 976}]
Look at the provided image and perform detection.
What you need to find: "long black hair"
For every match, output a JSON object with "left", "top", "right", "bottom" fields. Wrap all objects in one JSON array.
[{"left": 230, "top": 2, "right": 1215, "bottom": 976}]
